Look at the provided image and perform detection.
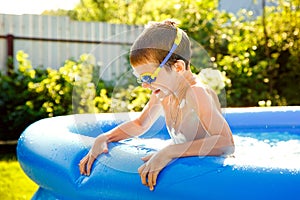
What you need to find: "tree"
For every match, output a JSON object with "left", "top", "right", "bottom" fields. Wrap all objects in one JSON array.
[
  {"left": 216, "top": 0, "right": 300, "bottom": 106},
  {"left": 43, "top": 0, "right": 300, "bottom": 106}
]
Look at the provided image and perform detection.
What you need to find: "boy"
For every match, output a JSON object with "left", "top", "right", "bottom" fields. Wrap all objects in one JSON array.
[{"left": 79, "top": 20, "right": 235, "bottom": 191}]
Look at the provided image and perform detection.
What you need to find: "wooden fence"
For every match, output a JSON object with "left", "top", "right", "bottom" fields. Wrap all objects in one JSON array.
[{"left": 0, "top": 14, "right": 143, "bottom": 80}]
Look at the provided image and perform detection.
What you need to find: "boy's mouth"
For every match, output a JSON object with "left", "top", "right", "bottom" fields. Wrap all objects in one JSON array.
[{"left": 153, "top": 89, "right": 160, "bottom": 95}]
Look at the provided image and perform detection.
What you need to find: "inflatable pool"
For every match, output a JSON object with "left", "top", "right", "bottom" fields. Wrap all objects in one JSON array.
[{"left": 17, "top": 107, "right": 300, "bottom": 200}]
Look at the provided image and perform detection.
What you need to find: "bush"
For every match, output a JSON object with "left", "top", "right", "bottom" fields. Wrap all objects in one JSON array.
[
  {"left": 0, "top": 52, "right": 49, "bottom": 140},
  {"left": 110, "top": 85, "right": 151, "bottom": 112},
  {"left": 0, "top": 51, "right": 151, "bottom": 140},
  {"left": 211, "top": 3, "right": 300, "bottom": 106},
  {"left": 48, "top": 0, "right": 300, "bottom": 106},
  {"left": 172, "top": 1, "right": 300, "bottom": 107}
]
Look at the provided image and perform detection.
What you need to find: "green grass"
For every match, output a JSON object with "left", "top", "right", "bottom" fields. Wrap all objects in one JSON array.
[{"left": 0, "top": 154, "right": 38, "bottom": 200}]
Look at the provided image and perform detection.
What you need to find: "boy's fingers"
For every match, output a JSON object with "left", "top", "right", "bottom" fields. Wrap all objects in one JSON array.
[
  {"left": 79, "top": 156, "right": 88, "bottom": 175},
  {"left": 141, "top": 154, "right": 153, "bottom": 162},
  {"left": 103, "top": 148, "right": 108, "bottom": 153},
  {"left": 103, "top": 143, "right": 109, "bottom": 153},
  {"left": 138, "top": 163, "right": 147, "bottom": 175},
  {"left": 141, "top": 172, "right": 147, "bottom": 186},
  {"left": 148, "top": 171, "right": 154, "bottom": 191},
  {"left": 152, "top": 171, "right": 158, "bottom": 187},
  {"left": 138, "top": 164, "right": 148, "bottom": 186},
  {"left": 138, "top": 161, "right": 160, "bottom": 190},
  {"left": 148, "top": 169, "right": 159, "bottom": 191},
  {"left": 86, "top": 155, "right": 96, "bottom": 176}
]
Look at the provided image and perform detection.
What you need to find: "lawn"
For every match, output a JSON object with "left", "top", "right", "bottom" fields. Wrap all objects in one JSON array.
[{"left": 0, "top": 154, "right": 38, "bottom": 200}]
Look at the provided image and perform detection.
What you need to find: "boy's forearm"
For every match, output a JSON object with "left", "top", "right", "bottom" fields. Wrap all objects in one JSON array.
[
  {"left": 165, "top": 135, "right": 232, "bottom": 158},
  {"left": 104, "top": 120, "right": 147, "bottom": 143}
]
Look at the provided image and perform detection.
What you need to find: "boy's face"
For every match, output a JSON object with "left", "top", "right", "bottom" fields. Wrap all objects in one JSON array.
[
  {"left": 132, "top": 62, "right": 177, "bottom": 98},
  {"left": 133, "top": 64, "right": 162, "bottom": 85},
  {"left": 132, "top": 63, "right": 161, "bottom": 87}
]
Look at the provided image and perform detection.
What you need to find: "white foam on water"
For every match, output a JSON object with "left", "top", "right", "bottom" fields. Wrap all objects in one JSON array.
[
  {"left": 121, "top": 131, "right": 300, "bottom": 173},
  {"left": 224, "top": 135, "right": 300, "bottom": 172}
]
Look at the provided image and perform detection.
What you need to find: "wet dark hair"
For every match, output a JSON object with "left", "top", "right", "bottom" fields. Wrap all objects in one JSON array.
[{"left": 130, "top": 19, "right": 191, "bottom": 70}]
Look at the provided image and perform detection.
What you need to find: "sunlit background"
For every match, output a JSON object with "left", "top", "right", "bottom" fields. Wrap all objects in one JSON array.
[
  {"left": 1, "top": 0, "right": 299, "bottom": 199},
  {"left": 0, "top": 0, "right": 79, "bottom": 15}
]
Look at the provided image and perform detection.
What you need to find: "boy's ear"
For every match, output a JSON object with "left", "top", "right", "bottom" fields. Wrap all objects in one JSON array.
[{"left": 174, "top": 60, "right": 186, "bottom": 72}]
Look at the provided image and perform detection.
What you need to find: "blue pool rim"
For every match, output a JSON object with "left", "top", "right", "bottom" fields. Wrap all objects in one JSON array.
[{"left": 17, "top": 106, "right": 300, "bottom": 200}]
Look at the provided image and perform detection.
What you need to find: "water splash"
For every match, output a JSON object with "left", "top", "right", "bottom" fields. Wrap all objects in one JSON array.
[{"left": 224, "top": 135, "right": 300, "bottom": 172}]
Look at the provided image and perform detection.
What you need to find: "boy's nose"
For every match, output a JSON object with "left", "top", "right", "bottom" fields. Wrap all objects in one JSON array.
[{"left": 141, "top": 82, "right": 150, "bottom": 88}]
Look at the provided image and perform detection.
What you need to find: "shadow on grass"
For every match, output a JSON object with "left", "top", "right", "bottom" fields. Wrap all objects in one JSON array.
[{"left": 0, "top": 142, "right": 17, "bottom": 161}]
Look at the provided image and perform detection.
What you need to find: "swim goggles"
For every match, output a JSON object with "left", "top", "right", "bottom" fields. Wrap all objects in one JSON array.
[{"left": 136, "top": 28, "right": 183, "bottom": 84}]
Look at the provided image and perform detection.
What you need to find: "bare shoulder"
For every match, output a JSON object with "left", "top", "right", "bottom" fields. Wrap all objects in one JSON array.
[
  {"left": 186, "top": 82, "right": 221, "bottom": 113},
  {"left": 186, "top": 82, "right": 211, "bottom": 103}
]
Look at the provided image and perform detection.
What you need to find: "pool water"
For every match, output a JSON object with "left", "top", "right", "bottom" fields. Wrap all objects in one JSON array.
[
  {"left": 122, "top": 127, "right": 300, "bottom": 172},
  {"left": 224, "top": 128, "right": 300, "bottom": 172}
]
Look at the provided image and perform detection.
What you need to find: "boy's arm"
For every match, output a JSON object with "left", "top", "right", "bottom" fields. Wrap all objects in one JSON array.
[
  {"left": 163, "top": 85, "right": 235, "bottom": 158},
  {"left": 105, "top": 93, "right": 163, "bottom": 142},
  {"left": 138, "top": 87, "right": 234, "bottom": 191},
  {"left": 79, "top": 93, "right": 162, "bottom": 176},
  {"left": 138, "top": 134, "right": 233, "bottom": 191},
  {"left": 188, "top": 86, "right": 234, "bottom": 148},
  {"left": 163, "top": 134, "right": 234, "bottom": 159}
]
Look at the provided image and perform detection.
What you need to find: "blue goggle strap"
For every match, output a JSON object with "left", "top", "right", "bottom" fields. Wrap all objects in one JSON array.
[{"left": 158, "top": 28, "right": 183, "bottom": 68}]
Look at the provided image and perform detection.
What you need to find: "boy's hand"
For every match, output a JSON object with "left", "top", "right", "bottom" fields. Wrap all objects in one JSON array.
[
  {"left": 138, "top": 148, "right": 172, "bottom": 191},
  {"left": 79, "top": 135, "right": 108, "bottom": 176}
]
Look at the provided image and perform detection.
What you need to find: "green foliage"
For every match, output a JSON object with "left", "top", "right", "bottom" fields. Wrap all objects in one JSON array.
[
  {"left": 111, "top": 85, "right": 151, "bottom": 112},
  {"left": 68, "top": 0, "right": 175, "bottom": 24},
  {"left": 0, "top": 51, "right": 150, "bottom": 140},
  {"left": 0, "top": 52, "right": 49, "bottom": 140},
  {"left": 52, "top": 0, "right": 300, "bottom": 107},
  {"left": 215, "top": 1, "right": 300, "bottom": 106},
  {"left": 42, "top": 8, "right": 71, "bottom": 16},
  {"left": 2, "top": 1, "right": 299, "bottom": 140}
]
